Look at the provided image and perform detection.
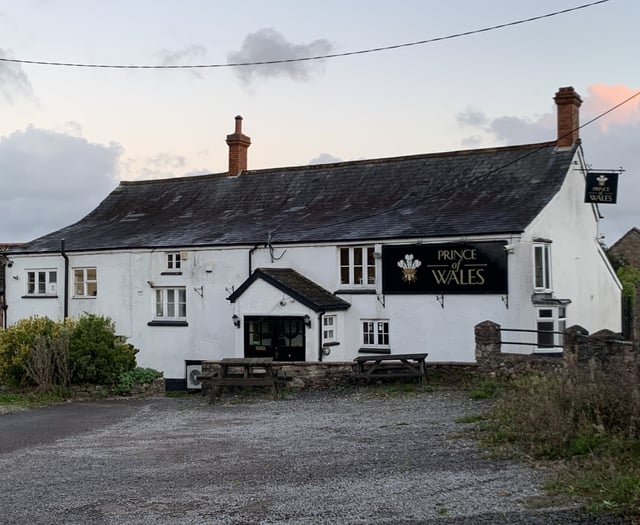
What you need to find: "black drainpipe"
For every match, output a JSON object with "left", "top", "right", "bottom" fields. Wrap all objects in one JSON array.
[
  {"left": 317, "top": 311, "right": 325, "bottom": 362},
  {"left": 61, "top": 239, "right": 69, "bottom": 319},
  {"left": 248, "top": 244, "right": 260, "bottom": 276}
]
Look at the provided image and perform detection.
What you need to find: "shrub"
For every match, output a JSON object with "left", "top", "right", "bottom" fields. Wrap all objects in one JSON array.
[
  {"left": 69, "top": 314, "right": 137, "bottom": 385},
  {"left": 0, "top": 317, "right": 66, "bottom": 387},
  {"left": 113, "top": 367, "right": 162, "bottom": 395}
]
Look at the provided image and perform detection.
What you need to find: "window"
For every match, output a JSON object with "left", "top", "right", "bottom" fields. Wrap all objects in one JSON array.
[
  {"left": 533, "top": 244, "right": 552, "bottom": 291},
  {"left": 26, "top": 270, "right": 57, "bottom": 296},
  {"left": 73, "top": 268, "right": 97, "bottom": 297},
  {"left": 155, "top": 287, "right": 186, "bottom": 320},
  {"left": 323, "top": 315, "right": 337, "bottom": 344},
  {"left": 536, "top": 307, "right": 566, "bottom": 349},
  {"left": 340, "top": 246, "right": 375, "bottom": 287},
  {"left": 362, "top": 320, "right": 389, "bottom": 348},
  {"left": 166, "top": 252, "right": 181, "bottom": 271}
]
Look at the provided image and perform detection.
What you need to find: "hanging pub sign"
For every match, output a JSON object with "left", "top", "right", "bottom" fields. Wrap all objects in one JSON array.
[
  {"left": 584, "top": 172, "right": 618, "bottom": 204},
  {"left": 382, "top": 242, "right": 508, "bottom": 294}
]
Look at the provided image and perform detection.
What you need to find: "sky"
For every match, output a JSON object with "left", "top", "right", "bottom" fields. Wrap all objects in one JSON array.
[{"left": 0, "top": 0, "right": 638, "bottom": 246}]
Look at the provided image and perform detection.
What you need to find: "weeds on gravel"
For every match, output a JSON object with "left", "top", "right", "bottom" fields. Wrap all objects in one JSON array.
[
  {"left": 361, "top": 381, "right": 432, "bottom": 398},
  {"left": 0, "top": 388, "right": 69, "bottom": 408},
  {"left": 481, "top": 365, "right": 640, "bottom": 516}
]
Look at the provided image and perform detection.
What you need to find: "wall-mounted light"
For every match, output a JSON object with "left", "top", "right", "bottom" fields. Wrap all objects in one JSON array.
[
  {"left": 304, "top": 314, "right": 311, "bottom": 328},
  {"left": 232, "top": 314, "right": 241, "bottom": 328},
  {"left": 12, "top": 275, "right": 19, "bottom": 280},
  {"left": 146, "top": 280, "right": 154, "bottom": 287}
]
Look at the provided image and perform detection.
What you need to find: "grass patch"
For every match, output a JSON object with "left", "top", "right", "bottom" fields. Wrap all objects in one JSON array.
[
  {"left": 468, "top": 378, "right": 504, "bottom": 399},
  {"left": 478, "top": 366, "right": 640, "bottom": 517},
  {"left": 0, "top": 388, "right": 70, "bottom": 408}
]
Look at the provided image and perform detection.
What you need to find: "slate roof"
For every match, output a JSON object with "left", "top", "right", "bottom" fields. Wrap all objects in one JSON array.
[
  {"left": 12, "top": 142, "right": 577, "bottom": 254},
  {"left": 227, "top": 268, "right": 351, "bottom": 312}
]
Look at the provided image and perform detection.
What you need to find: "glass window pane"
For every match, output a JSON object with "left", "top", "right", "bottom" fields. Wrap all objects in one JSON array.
[
  {"left": 534, "top": 246, "right": 543, "bottom": 288},
  {"left": 87, "top": 268, "right": 97, "bottom": 281},
  {"left": 354, "top": 266, "right": 363, "bottom": 285},
  {"left": 155, "top": 290, "right": 163, "bottom": 317},
  {"left": 539, "top": 309, "right": 553, "bottom": 318},
  {"left": 49, "top": 272, "right": 57, "bottom": 283},
  {"left": 340, "top": 248, "right": 349, "bottom": 266},
  {"left": 87, "top": 282, "right": 97, "bottom": 296},
  {"left": 537, "top": 321, "right": 554, "bottom": 348}
]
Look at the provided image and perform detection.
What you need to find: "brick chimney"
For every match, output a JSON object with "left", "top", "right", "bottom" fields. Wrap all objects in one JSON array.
[
  {"left": 554, "top": 87, "right": 582, "bottom": 147},
  {"left": 226, "top": 115, "right": 251, "bottom": 176}
]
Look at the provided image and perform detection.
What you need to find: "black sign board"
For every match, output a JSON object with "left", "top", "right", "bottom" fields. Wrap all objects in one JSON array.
[
  {"left": 584, "top": 172, "right": 618, "bottom": 204},
  {"left": 382, "top": 242, "right": 508, "bottom": 294}
]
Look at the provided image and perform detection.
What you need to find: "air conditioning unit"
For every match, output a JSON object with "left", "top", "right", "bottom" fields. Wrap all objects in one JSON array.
[{"left": 186, "top": 364, "right": 202, "bottom": 390}]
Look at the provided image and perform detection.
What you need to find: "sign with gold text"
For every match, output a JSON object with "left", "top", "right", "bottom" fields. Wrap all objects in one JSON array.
[
  {"left": 382, "top": 242, "right": 508, "bottom": 294},
  {"left": 584, "top": 172, "right": 618, "bottom": 204}
]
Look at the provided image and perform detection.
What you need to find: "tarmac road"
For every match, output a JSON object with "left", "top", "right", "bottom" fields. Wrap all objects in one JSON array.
[
  {"left": 0, "top": 391, "right": 630, "bottom": 524},
  {"left": 0, "top": 399, "right": 149, "bottom": 454}
]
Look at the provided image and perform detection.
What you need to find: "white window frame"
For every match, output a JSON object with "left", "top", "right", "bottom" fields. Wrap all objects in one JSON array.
[
  {"left": 26, "top": 269, "right": 58, "bottom": 296},
  {"left": 339, "top": 246, "right": 376, "bottom": 287},
  {"left": 533, "top": 243, "right": 552, "bottom": 292},
  {"left": 322, "top": 314, "right": 337, "bottom": 344},
  {"left": 73, "top": 267, "right": 97, "bottom": 297},
  {"left": 166, "top": 252, "right": 182, "bottom": 271},
  {"left": 361, "top": 319, "right": 390, "bottom": 349},
  {"left": 536, "top": 306, "right": 566, "bottom": 350},
  {"left": 154, "top": 287, "right": 187, "bottom": 320}
]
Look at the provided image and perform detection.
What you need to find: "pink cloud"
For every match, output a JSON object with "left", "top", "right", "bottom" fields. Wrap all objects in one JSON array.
[{"left": 583, "top": 84, "right": 640, "bottom": 132}]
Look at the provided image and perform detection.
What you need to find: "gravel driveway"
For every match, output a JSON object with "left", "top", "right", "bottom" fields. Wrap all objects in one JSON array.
[{"left": 0, "top": 389, "right": 627, "bottom": 524}]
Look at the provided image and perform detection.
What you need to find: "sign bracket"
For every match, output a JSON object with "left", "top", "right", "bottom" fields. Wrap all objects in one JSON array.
[{"left": 436, "top": 294, "right": 444, "bottom": 309}]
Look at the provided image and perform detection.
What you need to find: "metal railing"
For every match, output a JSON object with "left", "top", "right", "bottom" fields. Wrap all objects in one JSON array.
[{"left": 500, "top": 327, "right": 564, "bottom": 349}]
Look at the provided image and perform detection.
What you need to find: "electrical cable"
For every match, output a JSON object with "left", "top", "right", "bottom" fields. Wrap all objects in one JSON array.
[
  {"left": 0, "top": 0, "right": 609, "bottom": 70},
  {"left": 272, "top": 87, "right": 640, "bottom": 238}
]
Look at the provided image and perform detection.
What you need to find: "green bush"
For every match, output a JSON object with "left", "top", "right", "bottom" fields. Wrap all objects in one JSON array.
[
  {"left": 113, "top": 367, "right": 162, "bottom": 395},
  {"left": 0, "top": 317, "right": 66, "bottom": 387},
  {"left": 0, "top": 314, "right": 139, "bottom": 389},
  {"left": 69, "top": 314, "right": 137, "bottom": 385}
]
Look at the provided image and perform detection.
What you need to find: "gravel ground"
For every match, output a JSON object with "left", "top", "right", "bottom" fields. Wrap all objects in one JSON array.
[{"left": 0, "top": 389, "right": 629, "bottom": 524}]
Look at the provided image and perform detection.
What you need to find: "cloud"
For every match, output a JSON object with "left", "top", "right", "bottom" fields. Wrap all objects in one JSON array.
[
  {"left": 156, "top": 45, "right": 207, "bottom": 78},
  {"left": 457, "top": 108, "right": 489, "bottom": 127},
  {"left": 457, "top": 83, "right": 640, "bottom": 244},
  {"left": 309, "top": 153, "right": 342, "bottom": 165},
  {"left": 227, "top": 28, "right": 334, "bottom": 87},
  {"left": 0, "top": 48, "right": 35, "bottom": 104},
  {"left": 119, "top": 152, "right": 190, "bottom": 181},
  {"left": 0, "top": 126, "right": 120, "bottom": 242}
]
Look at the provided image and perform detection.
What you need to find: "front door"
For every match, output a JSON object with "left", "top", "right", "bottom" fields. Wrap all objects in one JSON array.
[{"left": 244, "top": 316, "right": 306, "bottom": 361}]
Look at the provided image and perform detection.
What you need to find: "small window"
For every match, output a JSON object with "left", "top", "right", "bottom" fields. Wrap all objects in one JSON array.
[
  {"left": 533, "top": 244, "right": 552, "bottom": 291},
  {"left": 73, "top": 268, "right": 97, "bottom": 297},
  {"left": 536, "top": 306, "right": 567, "bottom": 349},
  {"left": 323, "top": 315, "right": 337, "bottom": 344},
  {"left": 339, "top": 246, "right": 375, "bottom": 287},
  {"left": 167, "top": 252, "right": 182, "bottom": 271},
  {"left": 155, "top": 287, "right": 187, "bottom": 320},
  {"left": 362, "top": 319, "right": 390, "bottom": 348},
  {"left": 26, "top": 270, "right": 57, "bottom": 296}
]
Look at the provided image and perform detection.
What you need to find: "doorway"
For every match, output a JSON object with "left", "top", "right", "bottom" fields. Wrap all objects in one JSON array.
[{"left": 244, "top": 316, "right": 306, "bottom": 361}]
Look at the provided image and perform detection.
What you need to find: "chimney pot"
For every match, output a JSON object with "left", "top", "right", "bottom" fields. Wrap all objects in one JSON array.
[
  {"left": 226, "top": 115, "right": 251, "bottom": 176},
  {"left": 554, "top": 86, "right": 582, "bottom": 147}
]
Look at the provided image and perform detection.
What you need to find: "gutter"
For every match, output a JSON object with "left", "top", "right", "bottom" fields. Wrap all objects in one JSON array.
[{"left": 61, "top": 239, "right": 69, "bottom": 319}]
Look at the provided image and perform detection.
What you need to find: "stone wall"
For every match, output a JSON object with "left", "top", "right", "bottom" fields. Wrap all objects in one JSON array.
[{"left": 475, "top": 320, "right": 639, "bottom": 380}]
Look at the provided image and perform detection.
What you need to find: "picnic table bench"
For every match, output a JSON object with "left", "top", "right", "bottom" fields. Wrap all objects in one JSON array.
[
  {"left": 353, "top": 353, "right": 428, "bottom": 383},
  {"left": 203, "top": 357, "right": 278, "bottom": 404}
]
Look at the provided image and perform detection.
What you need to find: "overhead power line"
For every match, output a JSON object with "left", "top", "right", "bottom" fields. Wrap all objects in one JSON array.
[
  {"left": 276, "top": 87, "right": 640, "bottom": 237},
  {"left": 0, "top": 0, "right": 609, "bottom": 70}
]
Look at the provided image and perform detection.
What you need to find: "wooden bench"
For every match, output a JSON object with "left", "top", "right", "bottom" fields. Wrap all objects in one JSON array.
[
  {"left": 353, "top": 353, "right": 428, "bottom": 383},
  {"left": 203, "top": 357, "right": 278, "bottom": 404}
]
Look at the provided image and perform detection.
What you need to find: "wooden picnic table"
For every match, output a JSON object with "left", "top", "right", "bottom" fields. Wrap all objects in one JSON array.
[
  {"left": 205, "top": 357, "right": 278, "bottom": 404},
  {"left": 353, "top": 353, "right": 429, "bottom": 383}
]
